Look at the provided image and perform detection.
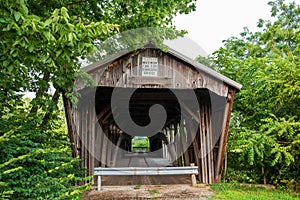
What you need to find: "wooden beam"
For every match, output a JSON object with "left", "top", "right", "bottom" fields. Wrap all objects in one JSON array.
[
  {"left": 180, "top": 123, "right": 190, "bottom": 166},
  {"left": 101, "top": 126, "right": 108, "bottom": 167},
  {"left": 94, "top": 123, "right": 102, "bottom": 167},
  {"left": 96, "top": 105, "right": 111, "bottom": 121},
  {"left": 112, "top": 135, "right": 121, "bottom": 167},
  {"left": 188, "top": 119, "right": 201, "bottom": 181},
  {"left": 200, "top": 103, "right": 207, "bottom": 183},
  {"left": 106, "top": 126, "right": 113, "bottom": 167},
  {"left": 177, "top": 98, "right": 200, "bottom": 123},
  {"left": 205, "top": 103, "right": 214, "bottom": 183},
  {"left": 215, "top": 90, "right": 235, "bottom": 182}
]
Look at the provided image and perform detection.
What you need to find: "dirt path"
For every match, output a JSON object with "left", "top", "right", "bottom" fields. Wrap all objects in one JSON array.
[{"left": 83, "top": 184, "right": 213, "bottom": 200}]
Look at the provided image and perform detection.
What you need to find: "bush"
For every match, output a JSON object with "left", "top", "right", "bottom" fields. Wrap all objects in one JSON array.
[{"left": 0, "top": 105, "right": 90, "bottom": 199}]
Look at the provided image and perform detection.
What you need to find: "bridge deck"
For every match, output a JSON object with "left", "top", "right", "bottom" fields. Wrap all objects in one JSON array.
[
  {"left": 115, "top": 154, "right": 173, "bottom": 167},
  {"left": 101, "top": 154, "right": 193, "bottom": 186}
]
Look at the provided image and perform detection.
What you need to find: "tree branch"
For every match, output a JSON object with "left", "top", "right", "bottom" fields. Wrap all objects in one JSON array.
[
  {"left": 30, "top": 72, "right": 50, "bottom": 113},
  {"left": 62, "top": 91, "right": 77, "bottom": 158},
  {"left": 40, "top": 89, "right": 61, "bottom": 130}
]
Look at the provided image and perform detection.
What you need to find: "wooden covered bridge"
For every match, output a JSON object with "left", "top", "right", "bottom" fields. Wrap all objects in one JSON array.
[{"left": 66, "top": 43, "right": 242, "bottom": 185}]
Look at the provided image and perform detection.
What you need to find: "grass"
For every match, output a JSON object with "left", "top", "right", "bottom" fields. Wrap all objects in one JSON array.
[
  {"left": 134, "top": 184, "right": 141, "bottom": 189},
  {"left": 209, "top": 183, "right": 300, "bottom": 200},
  {"left": 148, "top": 189, "right": 159, "bottom": 195}
]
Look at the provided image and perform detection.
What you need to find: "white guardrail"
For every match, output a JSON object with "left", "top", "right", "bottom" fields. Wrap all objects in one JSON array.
[{"left": 94, "top": 165, "right": 198, "bottom": 191}]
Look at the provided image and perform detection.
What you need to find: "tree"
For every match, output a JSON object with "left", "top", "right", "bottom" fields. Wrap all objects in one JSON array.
[
  {"left": 211, "top": 0, "right": 300, "bottom": 190},
  {"left": 0, "top": 0, "right": 197, "bottom": 198}
]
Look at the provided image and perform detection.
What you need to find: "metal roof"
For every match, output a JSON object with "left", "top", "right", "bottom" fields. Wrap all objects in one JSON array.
[
  {"left": 167, "top": 48, "right": 242, "bottom": 90},
  {"left": 81, "top": 45, "right": 242, "bottom": 91}
]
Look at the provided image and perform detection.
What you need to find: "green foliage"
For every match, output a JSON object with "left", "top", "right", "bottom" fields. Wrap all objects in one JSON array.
[
  {"left": 134, "top": 184, "right": 142, "bottom": 190},
  {"left": 210, "top": 183, "right": 300, "bottom": 200},
  {"left": 223, "top": 166, "right": 261, "bottom": 184},
  {"left": 0, "top": 99, "right": 90, "bottom": 199},
  {"left": 210, "top": 0, "right": 300, "bottom": 189},
  {"left": 148, "top": 188, "right": 159, "bottom": 195},
  {"left": 196, "top": 55, "right": 219, "bottom": 71},
  {"left": 0, "top": 0, "right": 197, "bottom": 198},
  {"left": 131, "top": 137, "right": 150, "bottom": 151}
]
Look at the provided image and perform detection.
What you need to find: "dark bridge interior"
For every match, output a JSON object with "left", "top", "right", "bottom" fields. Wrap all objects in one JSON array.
[{"left": 95, "top": 86, "right": 211, "bottom": 129}]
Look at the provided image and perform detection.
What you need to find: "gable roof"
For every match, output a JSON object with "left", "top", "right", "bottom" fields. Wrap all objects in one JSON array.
[{"left": 81, "top": 45, "right": 242, "bottom": 91}]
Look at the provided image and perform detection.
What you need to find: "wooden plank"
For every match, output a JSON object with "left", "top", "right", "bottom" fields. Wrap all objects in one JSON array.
[
  {"left": 199, "top": 104, "right": 203, "bottom": 182},
  {"left": 96, "top": 105, "right": 110, "bottom": 121},
  {"left": 144, "top": 157, "right": 173, "bottom": 167},
  {"left": 215, "top": 90, "right": 235, "bottom": 182},
  {"left": 98, "top": 125, "right": 105, "bottom": 167},
  {"left": 94, "top": 124, "right": 101, "bottom": 166},
  {"left": 115, "top": 157, "right": 131, "bottom": 167},
  {"left": 106, "top": 126, "right": 112, "bottom": 167},
  {"left": 215, "top": 99, "right": 228, "bottom": 179},
  {"left": 203, "top": 103, "right": 209, "bottom": 184},
  {"left": 102, "top": 110, "right": 112, "bottom": 124},
  {"left": 129, "top": 157, "right": 148, "bottom": 167},
  {"left": 111, "top": 129, "right": 126, "bottom": 167},
  {"left": 177, "top": 98, "right": 200, "bottom": 123},
  {"left": 188, "top": 119, "right": 201, "bottom": 181},
  {"left": 208, "top": 103, "right": 215, "bottom": 183},
  {"left": 180, "top": 123, "right": 190, "bottom": 166},
  {"left": 128, "top": 76, "right": 172, "bottom": 86},
  {"left": 200, "top": 103, "right": 207, "bottom": 183},
  {"left": 205, "top": 104, "right": 213, "bottom": 183},
  {"left": 177, "top": 121, "right": 184, "bottom": 151},
  {"left": 101, "top": 126, "right": 108, "bottom": 167},
  {"left": 163, "top": 129, "right": 169, "bottom": 161}
]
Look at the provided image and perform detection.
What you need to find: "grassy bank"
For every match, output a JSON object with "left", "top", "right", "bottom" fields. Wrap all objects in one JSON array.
[{"left": 210, "top": 183, "right": 299, "bottom": 200}]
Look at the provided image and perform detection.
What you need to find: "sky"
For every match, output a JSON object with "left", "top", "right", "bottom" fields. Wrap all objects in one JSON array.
[{"left": 173, "top": 0, "right": 273, "bottom": 55}]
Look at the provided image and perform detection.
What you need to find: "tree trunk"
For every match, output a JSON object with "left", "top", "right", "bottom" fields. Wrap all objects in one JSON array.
[
  {"left": 63, "top": 91, "right": 77, "bottom": 158},
  {"left": 262, "top": 166, "right": 266, "bottom": 185}
]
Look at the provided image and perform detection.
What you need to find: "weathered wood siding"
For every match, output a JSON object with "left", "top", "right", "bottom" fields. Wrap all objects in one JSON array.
[{"left": 85, "top": 49, "right": 228, "bottom": 96}]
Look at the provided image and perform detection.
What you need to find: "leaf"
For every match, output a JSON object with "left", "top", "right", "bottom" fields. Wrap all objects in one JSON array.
[
  {"left": 68, "top": 32, "right": 73, "bottom": 42},
  {"left": 56, "top": 49, "right": 62, "bottom": 57},
  {"left": 28, "top": 45, "right": 35, "bottom": 53},
  {"left": 31, "top": 21, "right": 38, "bottom": 32},
  {"left": 14, "top": 11, "right": 21, "bottom": 22},
  {"left": 19, "top": 0, "right": 29, "bottom": 14},
  {"left": 44, "top": 18, "right": 52, "bottom": 27},
  {"left": 43, "top": 31, "right": 52, "bottom": 42},
  {"left": 3, "top": 60, "right": 11, "bottom": 67},
  {"left": 61, "top": 7, "right": 70, "bottom": 22}
]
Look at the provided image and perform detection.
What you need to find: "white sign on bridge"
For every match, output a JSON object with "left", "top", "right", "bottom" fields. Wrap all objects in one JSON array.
[{"left": 142, "top": 57, "right": 158, "bottom": 77}]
